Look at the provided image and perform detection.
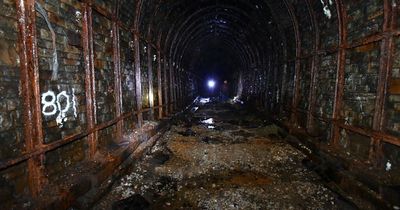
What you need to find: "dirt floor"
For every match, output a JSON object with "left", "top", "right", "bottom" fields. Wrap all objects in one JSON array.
[{"left": 92, "top": 98, "right": 352, "bottom": 210}]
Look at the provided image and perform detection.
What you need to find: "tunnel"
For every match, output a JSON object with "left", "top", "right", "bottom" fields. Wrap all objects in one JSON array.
[{"left": 0, "top": 0, "right": 400, "bottom": 209}]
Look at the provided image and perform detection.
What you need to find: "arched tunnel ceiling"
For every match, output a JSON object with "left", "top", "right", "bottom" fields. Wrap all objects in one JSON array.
[
  {"left": 114, "top": 0, "right": 339, "bottom": 82},
  {"left": 132, "top": 0, "right": 303, "bottom": 79}
]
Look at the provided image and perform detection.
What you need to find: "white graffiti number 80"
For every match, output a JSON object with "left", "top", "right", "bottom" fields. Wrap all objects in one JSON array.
[
  {"left": 41, "top": 91, "right": 58, "bottom": 116},
  {"left": 41, "top": 90, "right": 77, "bottom": 127}
]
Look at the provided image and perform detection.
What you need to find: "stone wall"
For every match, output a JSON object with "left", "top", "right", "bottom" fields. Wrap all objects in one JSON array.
[
  {"left": 244, "top": 0, "right": 399, "bottom": 171},
  {"left": 0, "top": 0, "right": 195, "bottom": 208},
  {"left": 0, "top": 0, "right": 30, "bottom": 204},
  {"left": 239, "top": 1, "right": 399, "bottom": 206}
]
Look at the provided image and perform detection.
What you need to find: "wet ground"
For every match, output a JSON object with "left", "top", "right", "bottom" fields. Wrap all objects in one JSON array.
[{"left": 93, "top": 99, "right": 346, "bottom": 210}]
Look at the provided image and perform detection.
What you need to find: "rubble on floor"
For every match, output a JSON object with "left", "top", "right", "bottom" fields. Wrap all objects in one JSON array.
[{"left": 93, "top": 100, "right": 350, "bottom": 210}]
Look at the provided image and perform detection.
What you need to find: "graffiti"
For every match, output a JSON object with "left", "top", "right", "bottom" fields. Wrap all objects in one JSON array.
[
  {"left": 35, "top": 1, "right": 59, "bottom": 80},
  {"left": 320, "top": 0, "right": 333, "bottom": 19},
  {"left": 386, "top": 161, "right": 392, "bottom": 171},
  {"left": 72, "top": 88, "right": 78, "bottom": 118},
  {"left": 41, "top": 90, "right": 78, "bottom": 127},
  {"left": 55, "top": 91, "right": 70, "bottom": 126},
  {"left": 41, "top": 91, "right": 58, "bottom": 116}
]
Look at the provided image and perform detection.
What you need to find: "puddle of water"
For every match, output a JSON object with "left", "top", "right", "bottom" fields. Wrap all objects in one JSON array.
[
  {"left": 201, "top": 118, "right": 214, "bottom": 125},
  {"left": 199, "top": 98, "right": 210, "bottom": 104}
]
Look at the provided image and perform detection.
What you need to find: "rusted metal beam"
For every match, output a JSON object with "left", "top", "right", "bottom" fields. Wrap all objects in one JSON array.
[
  {"left": 180, "top": 71, "right": 184, "bottom": 108},
  {"left": 157, "top": 49, "right": 163, "bottom": 119},
  {"left": 90, "top": 2, "right": 129, "bottom": 32},
  {"left": 265, "top": 61, "right": 271, "bottom": 110},
  {"left": 112, "top": 0, "right": 123, "bottom": 141},
  {"left": 0, "top": 99, "right": 400, "bottom": 173},
  {"left": 166, "top": 6, "right": 260, "bottom": 69},
  {"left": 306, "top": 0, "right": 320, "bottom": 134},
  {"left": 174, "top": 66, "right": 178, "bottom": 111},
  {"left": 269, "top": 56, "right": 275, "bottom": 110},
  {"left": 284, "top": 106, "right": 400, "bottom": 148},
  {"left": 163, "top": 58, "right": 169, "bottom": 116},
  {"left": 168, "top": 61, "right": 175, "bottom": 113},
  {"left": 331, "top": 0, "right": 347, "bottom": 147},
  {"left": 272, "top": 55, "right": 279, "bottom": 112},
  {"left": 280, "top": 56, "right": 289, "bottom": 115},
  {"left": 92, "top": 3, "right": 112, "bottom": 21},
  {"left": 338, "top": 123, "right": 400, "bottom": 147},
  {"left": 148, "top": 44, "right": 155, "bottom": 120},
  {"left": 16, "top": 0, "right": 46, "bottom": 197},
  {"left": 170, "top": 62, "right": 175, "bottom": 112},
  {"left": 82, "top": 1, "right": 98, "bottom": 158},
  {"left": 284, "top": 30, "right": 398, "bottom": 62},
  {"left": 176, "top": 68, "right": 182, "bottom": 109},
  {"left": 370, "top": 0, "right": 395, "bottom": 165},
  {"left": 0, "top": 103, "right": 169, "bottom": 171},
  {"left": 172, "top": 66, "right": 178, "bottom": 110},
  {"left": 133, "top": 0, "right": 143, "bottom": 127},
  {"left": 134, "top": 33, "right": 143, "bottom": 127},
  {"left": 284, "top": 1, "right": 301, "bottom": 128}
]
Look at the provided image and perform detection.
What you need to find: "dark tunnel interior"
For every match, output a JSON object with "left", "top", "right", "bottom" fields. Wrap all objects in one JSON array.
[
  {"left": 0, "top": 0, "right": 400, "bottom": 209},
  {"left": 193, "top": 39, "right": 241, "bottom": 96}
]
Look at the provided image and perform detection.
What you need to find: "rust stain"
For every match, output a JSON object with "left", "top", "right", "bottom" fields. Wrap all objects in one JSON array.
[
  {"left": 94, "top": 59, "right": 104, "bottom": 69},
  {"left": 368, "top": 10, "right": 384, "bottom": 20},
  {"left": 355, "top": 42, "right": 377, "bottom": 52},
  {"left": 0, "top": 40, "right": 18, "bottom": 66},
  {"left": 226, "top": 172, "right": 273, "bottom": 187},
  {"left": 251, "top": 138, "right": 274, "bottom": 146},
  {"left": 389, "top": 79, "right": 400, "bottom": 94}
]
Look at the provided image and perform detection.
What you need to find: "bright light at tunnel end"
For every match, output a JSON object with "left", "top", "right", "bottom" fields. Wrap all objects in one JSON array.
[{"left": 207, "top": 80, "right": 216, "bottom": 89}]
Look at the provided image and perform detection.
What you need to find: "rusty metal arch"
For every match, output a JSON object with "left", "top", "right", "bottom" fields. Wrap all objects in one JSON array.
[
  {"left": 176, "top": 32, "right": 252, "bottom": 74},
  {"left": 154, "top": 1, "right": 285, "bottom": 60},
  {"left": 166, "top": 8, "right": 274, "bottom": 72},
  {"left": 164, "top": 5, "right": 263, "bottom": 60},
  {"left": 168, "top": 12, "right": 264, "bottom": 69},
  {"left": 165, "top": 6, "right": 277, "bottom": 52},
  {"left": 172, "top": 25, "right": 259, "bottom": 70}
]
